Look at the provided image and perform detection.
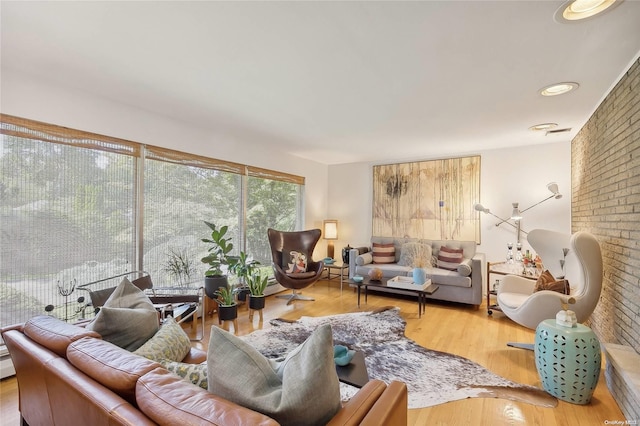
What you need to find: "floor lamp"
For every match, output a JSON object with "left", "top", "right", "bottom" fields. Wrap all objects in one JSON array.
[
  {"left": 323, "top": 219, "right": 338, "bottom": 259},
  {"left": 475, "top": 182, "right": 562, "bottom": 350},
  {"left": 474, "top": 182, "right": 562, "bottom": 243}
]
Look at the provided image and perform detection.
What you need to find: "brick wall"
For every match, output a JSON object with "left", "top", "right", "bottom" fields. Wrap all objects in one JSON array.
[{"left": 571, "top": 57, "right": 640, "bottom": 350}]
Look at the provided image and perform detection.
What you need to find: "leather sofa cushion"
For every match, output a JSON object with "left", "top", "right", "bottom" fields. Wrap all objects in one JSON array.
[
  {"left": 136, "top": 367, "right": 279, "bottom": 426},
  {"left": 23, "top": 315, "right": 101, "bottom": 357},
  {"left": 67, "top": 336, "right": 160, "bottom": 405},
  {"left": 45, "top": 357, "right": 156, "bottom": 426}
]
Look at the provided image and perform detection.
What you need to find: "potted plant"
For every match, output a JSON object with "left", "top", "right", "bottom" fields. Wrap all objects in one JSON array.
[
  {"left": 163, "top": 247, "right": 196, "bottom": 287},
  {"left": 201, "top": 221, "right": 234, "bottom": 300},
  {"left": 228, "top": 251, "right": 260, "bottom": 302},
  {"left": 215, "top": 283, "right": 238, "bottom": 321},
  {"left": 246, "top": 271, "right": 269, "bottom": 311}
]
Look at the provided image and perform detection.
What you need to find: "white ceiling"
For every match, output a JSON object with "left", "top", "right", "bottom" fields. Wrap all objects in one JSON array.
[{"left": 2, "top": 1, "right": 640, "bottom": 165}]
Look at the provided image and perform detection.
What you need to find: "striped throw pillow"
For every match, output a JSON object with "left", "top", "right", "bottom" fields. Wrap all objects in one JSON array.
[
  {"left": 437, "top": 246, "right": 464, "bottom": 270},
  {"left": 372, "top": 242, "right": 395, "bottom": 264}
]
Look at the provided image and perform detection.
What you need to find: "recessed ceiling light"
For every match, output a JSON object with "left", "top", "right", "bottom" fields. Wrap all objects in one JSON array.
[
  {"left": 529, "top": 123, "right": 558, "bottom": 131},
  {"left": 540, "top": 82, "right": 579, "bottom": 96},
  {"left": 554, "top": 0, "right": 622, "bottom": 22}
]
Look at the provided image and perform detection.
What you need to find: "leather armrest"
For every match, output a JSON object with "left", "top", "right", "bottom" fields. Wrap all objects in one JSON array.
[
  {"left": 0, "top": 323, "right": 24, "bottom": 335},
  {"left": 326, "top": 380, "right": 386, "bottom": 426},
  {"left": 359, "top": 381, "right": 407, "bottom": 426},
  {"left": 327, "top": 380, "right": 407, "bottom": 426}
]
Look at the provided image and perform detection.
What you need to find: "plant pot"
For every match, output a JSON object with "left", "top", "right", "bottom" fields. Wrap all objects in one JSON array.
[
  {"left": 204, "top": 275, "right": 228, "bottom": 300},
  {"left": 218, "top": 303, "right": 238, "bottom": 321},
  {"left": 249, "top": 294, "right": 265, "bottom": 310},
  {"left": 236, "top": 288, "right": 250, "bottom": 303}
]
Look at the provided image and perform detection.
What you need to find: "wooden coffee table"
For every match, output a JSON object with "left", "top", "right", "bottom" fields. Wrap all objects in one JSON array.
[
  {"left": 335, "top": 350, "right": 369, "bottom": 388},
  {"left": 349, "top": 277, "right": 439, "bottom": 318}
]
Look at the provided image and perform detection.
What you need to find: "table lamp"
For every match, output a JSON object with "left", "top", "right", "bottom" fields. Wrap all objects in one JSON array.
[{"left": 323, "top": 219, "right": 338, "bottom": 259}]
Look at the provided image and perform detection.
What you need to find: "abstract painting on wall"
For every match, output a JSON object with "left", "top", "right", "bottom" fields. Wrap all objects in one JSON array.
[{"left": 372, "top": 155, "right": 481, "bottom": 242}]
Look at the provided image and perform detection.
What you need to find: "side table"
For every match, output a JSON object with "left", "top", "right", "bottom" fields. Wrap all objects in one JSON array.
[
  {"left": 336, "top": 350, "right": 369, "bottom": 388},
  {"left": 323, "top": 262, "right": 349, "bottom": 291},
  {"left": 534, "top": 319, "right": 601, "bottom": 404}
]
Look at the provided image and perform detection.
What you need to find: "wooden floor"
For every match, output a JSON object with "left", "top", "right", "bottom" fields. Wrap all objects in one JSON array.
[{"left": 0, "top": 279, "right": 625, "bottom": 425}]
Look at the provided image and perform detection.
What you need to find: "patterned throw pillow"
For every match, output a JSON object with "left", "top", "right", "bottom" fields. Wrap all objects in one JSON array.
[
  {"left": 160, "top": 360, "right": 208, "bottom": 390},
  {"left": 372, "top": 242, "right": 395, "bottom": 264},
  {"left": 398, "top": 242, "right": 432, "bottom": 268},
  {"left": 437, "top": 246, "right": 464, "bottom": 271},
  {"left": 534, "top": 270, "right": 570, "bottom": 294},
  {"left": 134, "top": 316, "right": 191, "bottom": 363},
  {"left": 282, "top": 249, "right": 308, "bottom": 273}
]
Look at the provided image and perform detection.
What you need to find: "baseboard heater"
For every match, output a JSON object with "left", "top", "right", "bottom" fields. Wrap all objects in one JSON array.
[{"left": 1, "top": 344, "right": 15, "bottom": 379}]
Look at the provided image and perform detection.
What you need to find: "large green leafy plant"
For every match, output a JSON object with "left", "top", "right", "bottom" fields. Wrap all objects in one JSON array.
[
  {"left": 228, "top": 251, "right": 260, "bottom": 285},
  {"left": 201, "top": 222, "right": 234, "bottom": 277}
]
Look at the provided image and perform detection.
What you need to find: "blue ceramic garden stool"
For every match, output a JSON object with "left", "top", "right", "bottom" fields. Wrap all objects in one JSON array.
[{"left": 534, "top": 319, "right": 601, "bottom": 404}]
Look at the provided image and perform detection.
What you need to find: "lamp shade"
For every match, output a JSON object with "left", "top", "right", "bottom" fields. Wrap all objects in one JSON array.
[
  {"left": 511, "top": 203, "right": 522, "bottom": 220},
  {"left": 547, "top": 182, "right": 562, "bottom": 199},
  {"left": 323, "top": 220, "right": 338, "bottom": 240}
]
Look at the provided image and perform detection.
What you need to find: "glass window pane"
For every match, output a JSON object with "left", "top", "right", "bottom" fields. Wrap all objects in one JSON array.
[
  {"left": 246, "top": 176, "right": 301, "bottom": 265},
  {"left": 142, "top": 159, "right": 241, "bottom": 289},
  {"left": 0, "top": 135, "right": 135, "bottom": 327}
]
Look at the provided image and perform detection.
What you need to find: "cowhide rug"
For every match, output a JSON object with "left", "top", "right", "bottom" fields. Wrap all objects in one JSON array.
[{"left": 240, "top": 307, "right": 557, "bottom": 409}]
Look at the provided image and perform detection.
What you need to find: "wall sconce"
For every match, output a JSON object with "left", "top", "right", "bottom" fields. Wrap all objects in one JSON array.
[
  {"left": 323, "top": 219, "right": 338, "bottom": 259},
  {"left": 475, "top": 182, "right": 562, "bottom": 243}
]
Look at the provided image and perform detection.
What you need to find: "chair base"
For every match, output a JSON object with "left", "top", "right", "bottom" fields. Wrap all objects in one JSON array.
[
  {"left": 276, "top": 290, "right": 315, "bottom": 305},
  {"left": 507, "top": 342, "right": 534, "bottom": 350}
]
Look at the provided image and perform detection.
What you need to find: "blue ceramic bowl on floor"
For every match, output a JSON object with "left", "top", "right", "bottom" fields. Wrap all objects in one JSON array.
[{"left": 334, "top": 345, "right": 356, "bottom": 366}]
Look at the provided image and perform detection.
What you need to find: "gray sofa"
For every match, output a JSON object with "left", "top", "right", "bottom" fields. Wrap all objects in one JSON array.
[{"left": 348, "top": 237, "right": 485, "bottom": 307}]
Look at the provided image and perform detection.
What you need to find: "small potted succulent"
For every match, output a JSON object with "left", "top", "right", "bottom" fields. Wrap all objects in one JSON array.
[
  {"left": 215, "top": 283, "right": 238, "bottom": 321},
  {"left": 246, "top": 271, "right": 269, "bottom": 311}
]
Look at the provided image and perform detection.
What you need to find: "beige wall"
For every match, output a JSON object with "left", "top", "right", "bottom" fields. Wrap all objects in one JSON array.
[
  {"left": 328, "top": 143, "right": 572, "bottom": 264},
  {"left": 572, "top": 57, "right": 640, "bottom": 349}
]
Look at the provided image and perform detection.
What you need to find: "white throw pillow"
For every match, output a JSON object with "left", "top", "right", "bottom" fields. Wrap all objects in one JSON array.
[{"left": 207, "top": 324, "right": 341, "bottom": 426}]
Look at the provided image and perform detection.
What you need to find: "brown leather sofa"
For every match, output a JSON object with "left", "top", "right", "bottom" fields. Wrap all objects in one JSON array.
[{"left": 2, "top": 315, "right": 408, "bottom": 426}]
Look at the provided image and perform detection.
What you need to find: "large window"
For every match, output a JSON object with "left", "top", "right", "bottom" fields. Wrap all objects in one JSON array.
[
  {"left": 0, "top": 115, "right": 303, "bottom": 329},
  {"left": 142, "top": 152, "right": 242, "bottom": 288}
]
